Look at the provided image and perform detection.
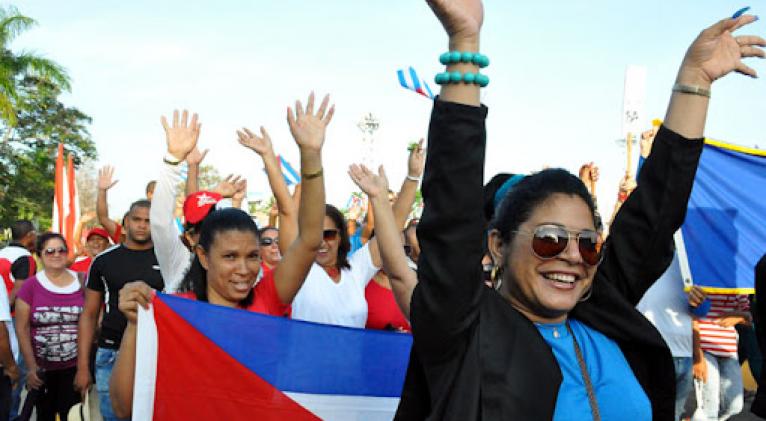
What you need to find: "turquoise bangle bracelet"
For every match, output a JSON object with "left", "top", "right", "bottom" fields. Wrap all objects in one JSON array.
[
  {"left": 439, "top": 51, "right": 490, "bottom": 68},
  {"left": 434, "top": 71, "right": 489, "bottom": 87}
]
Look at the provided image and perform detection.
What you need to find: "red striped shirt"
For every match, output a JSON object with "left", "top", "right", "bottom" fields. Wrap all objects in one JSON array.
[{"left": 697, "top": 294, "right": 749, "bottom": 358}]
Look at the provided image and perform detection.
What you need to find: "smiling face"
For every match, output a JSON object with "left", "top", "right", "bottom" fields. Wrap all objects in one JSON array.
[
  {"left": 40, "top": 237, "right": 68, "bottom": 270},
  {"left": 493, "top": 193, "right": 598, "bottom": 323},
  {"left": 259, "top": 228, "right": 281, "bottom": 267},
  {"left": 197, "top": 229, "right": 261, "bottom": 307},
  {"left": 86, "top": 235, "right": 110, "bottom": 257},
  {"left": 315, "top": 216, "right": 340, "bottom": 268}
]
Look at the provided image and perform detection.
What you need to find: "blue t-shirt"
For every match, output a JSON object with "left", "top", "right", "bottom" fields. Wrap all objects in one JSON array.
[{"left": 536, "top": 319, "right": 652, "bottom": 421}]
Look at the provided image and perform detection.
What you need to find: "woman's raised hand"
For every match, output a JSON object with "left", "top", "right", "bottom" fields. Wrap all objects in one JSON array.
[
  {"left": 287, "top": 92, "right": 334, "bottom": 153},
  {"left": 678, "top": 13, "right": 765, "bottom": 86},
  {"left": 237, "top": 126, "right": 274, "bottom": 156},
  {"left": 407, "top": 138, "right": 426, "bottom": 179},
  {"left": 161, "top": 109, "right": 201, "bottom": 161},
  {"left": 349, "top": 164, "right": 389, "bottom": 200},
  {"left": 427, "top": 0, "right": 483, "bottom": 43},
  {"left": 98, "top": 165, "right": 118, "bottom": 191}
]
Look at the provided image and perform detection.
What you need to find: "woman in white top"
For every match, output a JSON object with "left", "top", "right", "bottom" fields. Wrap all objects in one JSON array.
[{"left": 242, "top": 125, "right": 425, "bottom": 327}]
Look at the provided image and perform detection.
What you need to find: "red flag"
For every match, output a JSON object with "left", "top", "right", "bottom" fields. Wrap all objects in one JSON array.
[
  {"left": 52, "top": 144, "right": 65, "bottom": 234},
  {"left": 65, "top": 154, "right": 79, "bottom": 258}
]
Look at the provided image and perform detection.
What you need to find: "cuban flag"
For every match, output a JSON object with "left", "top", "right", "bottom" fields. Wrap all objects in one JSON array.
[
  {"left": 277, "top": 154, "right": 301, "bottom": 186},
  {"left": 397, "top": 67, "right": 434, "bottom": 100},
  {"left": 133, "top": 294, "right": 412, "bottom": 420},
  {"left": 679, "top": 139, "right": 766, "bottom": 294}
]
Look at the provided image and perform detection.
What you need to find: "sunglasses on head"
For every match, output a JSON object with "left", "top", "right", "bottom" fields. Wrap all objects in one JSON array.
[
  {"left": 514, "top": 224, "right": 603, "bottom": 266},
  {"left": 43, "top": 247, "right": 68, "bottom": 256},
  {"left": 260, "top": 237, "right": 279, "bottom": 247},
  {"left": 323, "top": 229, "right": 339, "bottom": 241}
]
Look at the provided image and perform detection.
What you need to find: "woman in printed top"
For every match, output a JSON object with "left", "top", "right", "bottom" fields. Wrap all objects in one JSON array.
[
  {"left": 394, "top": 1, "right": 764, "bottom": 420},
  {"left": 692, "top": 293, "right": 752, "bottom": 420},
  {"left": 15, "top": 232, "right": 84, "bottom": 421},
  {"left": 108, "top": 92, "right": 333, "bottom": 418}
]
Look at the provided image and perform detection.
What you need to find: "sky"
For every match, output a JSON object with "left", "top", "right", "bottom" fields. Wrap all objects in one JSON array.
[{"left": 12, "top": 0, "right": 766, "bottom": 221}]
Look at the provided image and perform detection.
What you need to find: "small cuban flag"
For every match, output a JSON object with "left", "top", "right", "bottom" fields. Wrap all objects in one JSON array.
[
  {"left": 277, "top": 154, "right": 301, "bottom": 186},
  {"left": 133, "top": 294, "right": 412, "bottom": 420},
  {"left": 397, "top": 67, "right": 434, "bottom": 100}
]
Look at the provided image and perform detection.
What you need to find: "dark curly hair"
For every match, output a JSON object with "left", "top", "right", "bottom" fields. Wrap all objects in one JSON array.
[{"left": 491, "top": 168, "right": 597, "bottom": 242}]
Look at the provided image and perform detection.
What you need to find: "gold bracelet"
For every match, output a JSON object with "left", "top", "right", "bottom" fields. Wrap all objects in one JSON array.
[
  {"left": 672, "top": 83, "right": 711, "bottom": 98},
  {"left": 302, "top": 167, "right": 323, "bottom": 180}
]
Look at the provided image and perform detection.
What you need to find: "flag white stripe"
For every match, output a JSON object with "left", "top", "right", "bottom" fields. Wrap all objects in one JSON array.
[
  {"left": 286, "top": 392, "right": 400, "bottom": 421},
  {"left": 134, "top": 305, "right": 158, "bottom": 421}
]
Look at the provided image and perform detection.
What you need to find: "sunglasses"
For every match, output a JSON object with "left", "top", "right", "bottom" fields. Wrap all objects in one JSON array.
[
  {"left": 323, "top": 229, "right": 339, "bottom": 241},
  {"left": 514, "top": 224, "right": 603, "bottom": 266},
  {"left": 43, "top": 247, "right": 68, "bottom": 256},
  {"left": 403, "top": 245, "right": 412, "bottom": 256},
  {"left": 260, "top": 237, "right": 279, "bottom": 247}
]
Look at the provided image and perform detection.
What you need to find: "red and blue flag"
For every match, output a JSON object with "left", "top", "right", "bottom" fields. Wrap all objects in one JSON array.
[{"left": 133, "top": 294, "right": 412, "bottom": 420}]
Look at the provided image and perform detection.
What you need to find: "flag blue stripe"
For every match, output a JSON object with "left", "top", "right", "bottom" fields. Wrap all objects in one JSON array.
[
  {"left": 279, "top": 155, "right": 301, "bottom": 184},
  {"left": 408, "top": 67, "right": 421, "bottom": 91},
  {"left": 396, "top": 69, "right": 409, "bottom": 90},
  {"left": 681, "top": 144, "right": 766, "bottom": 291},
  {"left": 159, "top": 294, "right": 412, "bottom": 397},
  {"left": 423, "top": 81, "right": 434, "bottom": 99}
]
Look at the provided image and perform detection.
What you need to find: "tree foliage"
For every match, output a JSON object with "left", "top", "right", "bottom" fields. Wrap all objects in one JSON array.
[
  {"left": 0, "top": 77, "right": 96, "bottom": 229},
  {"left": 0, "top": 6, "right": 70, "bottom": 127}
]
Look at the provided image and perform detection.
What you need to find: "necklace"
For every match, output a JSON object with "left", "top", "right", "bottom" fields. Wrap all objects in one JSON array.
[{"left": 565, "top": 322, "right": 601, "bottom": 421}]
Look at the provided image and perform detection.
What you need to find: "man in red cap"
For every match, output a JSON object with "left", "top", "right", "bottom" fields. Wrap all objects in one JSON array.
[{"left": 69, "top": 227, "right": 112, "bottom": 275}]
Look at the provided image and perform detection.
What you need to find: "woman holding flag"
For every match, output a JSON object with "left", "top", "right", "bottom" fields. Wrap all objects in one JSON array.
[
  {"left": 398, "top": 0, "right": 764, "bottom": 420},
  {"left": 107, "top": 92, "right": 334, "bottom": 418}
]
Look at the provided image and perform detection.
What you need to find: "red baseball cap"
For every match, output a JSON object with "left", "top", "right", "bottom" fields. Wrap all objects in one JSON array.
[
  {"left": 87, "top": 227, "right": 111, "bottom": 242},
  {"left": 183, "top": 191, "right": 223, "bottom": 225}
]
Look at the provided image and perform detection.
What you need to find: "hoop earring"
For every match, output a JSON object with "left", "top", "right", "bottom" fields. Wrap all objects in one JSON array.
[
  {"left": 578, "top": 286, "right": 593, "bottom": 302},
  {"left": 491, "top": 266, "right": 504, "bottom": 291}
]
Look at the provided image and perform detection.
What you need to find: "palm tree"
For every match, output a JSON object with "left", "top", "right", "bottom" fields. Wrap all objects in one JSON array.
[{"left": 0, "top": 5, "right": 70, "bottom": 131}]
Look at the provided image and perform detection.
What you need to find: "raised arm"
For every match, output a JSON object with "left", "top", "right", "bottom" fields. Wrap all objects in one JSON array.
[
  {"left": 185, "top": 146, "right": 208, "bottom": 196},
  {"left": 600, "top": 13, "right": 764, "bottom": 304},
  {"left": 238, "top": 127, "right": 298, "bottom": 253},
  {"left": 232, "top": 179, "right": 247, "bottom": 209},
  {"left": 350, "top": 164, "right": 417, "bottom": 319},
  {"left": 271, "top": 92, "right": 334, "bottom": 304},
  {"left": 72, "top": 212, "right": 95, "bottom": 257},
  {"left": 411, "top": 0, "right": 487, "bottom": 346},
  {"left": 96, "top": 166, "right": 119, "bottom": 237},
  {"left": 366, "top": 138, "right": 426, "bottom": 267},
  {"left": 153, "top": 110, "right": 201, "bottom": 291}
]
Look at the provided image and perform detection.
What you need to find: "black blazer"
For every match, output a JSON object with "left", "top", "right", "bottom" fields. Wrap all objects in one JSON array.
[{"left": 397, "top": 99, "right": 703, "bottom": 420}]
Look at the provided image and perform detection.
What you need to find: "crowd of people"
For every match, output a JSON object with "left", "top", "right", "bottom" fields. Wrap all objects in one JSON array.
[{"left": 0, "top": 0, "right": 765, "bottom": 420}]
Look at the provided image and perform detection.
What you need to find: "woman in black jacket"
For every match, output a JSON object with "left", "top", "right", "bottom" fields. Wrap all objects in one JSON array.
[{"left": 398, "top": 1, "right": 764, "bottom": 420}]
